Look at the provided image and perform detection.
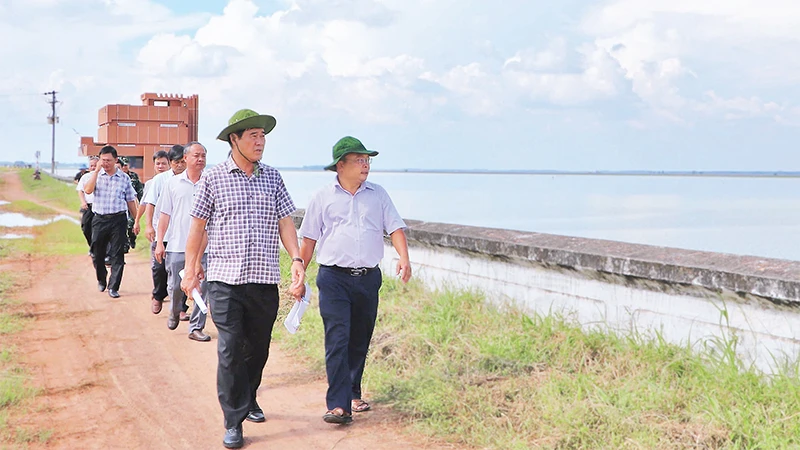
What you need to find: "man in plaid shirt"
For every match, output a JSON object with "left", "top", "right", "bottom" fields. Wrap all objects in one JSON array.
[
  {"left": 181, "top": 109, "right": 305, "bottom": 449},
  {"left": 82, "top": 145, "right": 139, "bottom": 299}
]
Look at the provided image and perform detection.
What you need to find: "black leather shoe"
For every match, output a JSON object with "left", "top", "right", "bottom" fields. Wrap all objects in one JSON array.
[
  {"left": 167, "top": 315, "right": 179, "bottom": 330},
  {"left": 222, "top": 425, "right": 243, "bottom": 449},
  {"left": 97, "top": 282, "right": 106, "bottom": 292},
  {"left": 246, "top": 408, "right": 265, "bottom": 423},
  {"left": 108, "top": 290, "right": 120, "bottom": 298}
]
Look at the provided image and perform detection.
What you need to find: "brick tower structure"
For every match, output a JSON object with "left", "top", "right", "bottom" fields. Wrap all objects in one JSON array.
[{"left": 80, "top": 93, "right": 199, "bottom": 181}]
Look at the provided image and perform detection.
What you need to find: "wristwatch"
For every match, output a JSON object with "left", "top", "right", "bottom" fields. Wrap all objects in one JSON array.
[{"left": 291, "top": 257, "right": 304, "bottom": 265}]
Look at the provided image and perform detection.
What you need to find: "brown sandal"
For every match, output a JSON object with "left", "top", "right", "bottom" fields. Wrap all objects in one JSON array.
[
  {"left": 323, "top": 407, "right": 353, "bottom": 424},
  {"left": 351, "top": 399, "right": 371, "bottom": 412}
]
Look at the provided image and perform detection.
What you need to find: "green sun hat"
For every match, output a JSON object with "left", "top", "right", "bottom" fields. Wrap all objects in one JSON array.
[
  {"left": 216, "top": 109, "right": 277, "bottom": 143},
  {"left": 324, "top": 136, "right": 379, "bottom": 171},
  {"left": 117, "top": 156, "right": 129, "bottom": 166}
]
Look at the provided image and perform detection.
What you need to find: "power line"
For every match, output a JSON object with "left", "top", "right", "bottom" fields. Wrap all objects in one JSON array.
[{"left": 44, "top": 91, "right": 59, "bottom": 174}]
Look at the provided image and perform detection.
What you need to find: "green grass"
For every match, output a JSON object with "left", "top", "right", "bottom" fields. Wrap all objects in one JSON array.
[
  {"left": 17, "top": 169, "right": 81, "bottom": 213},
  {"left": 0, "top": 173, "right": 83, "bottom": 446},
  {"left": 0, "top": 271, "right": 40, "bottom": 446},
  {"left": 0, "top": 220, "right": 86, "bottom": 258},
  {"left": 0, "top": 200, "right": 56, "bottom": 218},
  {"left": 274, "top": 256, "right": 800, "bottom": 449}
]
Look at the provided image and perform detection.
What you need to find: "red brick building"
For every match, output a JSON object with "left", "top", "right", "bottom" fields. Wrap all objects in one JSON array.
[{"left": 80, "top": 93, "right": 199, "bottom": 181}]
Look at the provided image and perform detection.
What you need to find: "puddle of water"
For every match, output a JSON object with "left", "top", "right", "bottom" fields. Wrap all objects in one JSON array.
[
  {"left": 0, "top": 212, "right": 80, "bottom": 227},
  {"left": 0, "top": 233, "right": 33, "bottom": 239}
]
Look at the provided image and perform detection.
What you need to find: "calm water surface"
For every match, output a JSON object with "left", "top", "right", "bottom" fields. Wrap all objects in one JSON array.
[
  {"left": 55, "top": 169, "right": 800, "bottom": 261},
  {"left": 281, "top": 171, "right": 800, "bottom": 262}
]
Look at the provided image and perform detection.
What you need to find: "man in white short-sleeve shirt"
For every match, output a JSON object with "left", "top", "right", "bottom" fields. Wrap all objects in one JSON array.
[{"left": 155, "top": 142, "right": 210, "bottom": 341}]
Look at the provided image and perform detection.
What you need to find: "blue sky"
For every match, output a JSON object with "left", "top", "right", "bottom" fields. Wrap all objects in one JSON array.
[{"left": 0, "top": 0, "right": 798, "bottom": 171}]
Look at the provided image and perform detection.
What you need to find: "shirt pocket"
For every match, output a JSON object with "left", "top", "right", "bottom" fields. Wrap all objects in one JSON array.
[
  {"left": 252, "top": 186, "right": 275, "bottom": 219},
  {"left": 361, "top": 202, "right": 384, "bottom": 234}
]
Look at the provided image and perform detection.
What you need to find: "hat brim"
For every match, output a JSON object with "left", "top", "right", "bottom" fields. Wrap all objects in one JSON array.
[
  {"left": 324, "top": 149, "right": 379, "bottom": 171},
  {"left": 217, "top": 115, "right": 277, "bottom": 142}
]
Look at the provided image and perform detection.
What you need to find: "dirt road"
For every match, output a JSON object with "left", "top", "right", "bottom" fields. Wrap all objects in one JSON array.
[{"left": 1, "top": 172, "right": 457, "bottom": 450}]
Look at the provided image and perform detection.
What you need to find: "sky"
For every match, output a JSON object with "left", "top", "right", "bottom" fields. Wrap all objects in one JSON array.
[{"left": 1, "top": 0, "right": 799, "bottom": 171}]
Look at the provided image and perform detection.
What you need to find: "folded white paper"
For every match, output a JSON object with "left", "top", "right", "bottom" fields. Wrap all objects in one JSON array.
[
  {"left": 284, "top": 283, "right": 311, "bottom": 334},
  {"left": 178, "top": 269, "right": 208, "bottom": 314}
]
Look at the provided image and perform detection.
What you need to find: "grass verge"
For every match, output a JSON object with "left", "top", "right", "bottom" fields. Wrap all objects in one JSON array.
[
  {"left": 275, "top": 257, "right": 800, "bottom": 449},
  {"left": 0, "top": 200, "right": 57, "bottom": 218},
  {"left": 0, "top": 181, "right": 83, "bottom": 446},
  {"left": 0, "top": 271, "right": 43, "bottom": 447},
  {"left": 17, "top": 169, "right": 81, "bottom": 213}
]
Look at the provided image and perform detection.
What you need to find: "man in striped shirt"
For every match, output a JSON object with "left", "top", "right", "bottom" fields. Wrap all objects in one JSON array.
[{"left": 82, "top": 145, "right": 139, "bottom": 299}]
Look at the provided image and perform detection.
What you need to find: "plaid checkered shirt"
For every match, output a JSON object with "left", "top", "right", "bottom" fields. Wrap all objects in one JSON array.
[
  {"left": 190, "top": 157, "right": 296, "bottom": 285},
  {"left": 90, "top": 168, "right": 136, "bottom": 215}
]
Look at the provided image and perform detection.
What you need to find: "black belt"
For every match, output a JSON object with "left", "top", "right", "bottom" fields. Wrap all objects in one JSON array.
[
  {"left": 96, "top": 211, "right": 126, "bottom": 218},
  {"left": 321, "top": 265, "right": 378, "bottom": 277}
]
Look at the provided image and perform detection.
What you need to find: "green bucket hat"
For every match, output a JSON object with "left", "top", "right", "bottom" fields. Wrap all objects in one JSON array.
[
  {"left": 324, "top": 136, "right": 379, "bottom": 171},
  {"left": 216, "top": 109, "right": 277, "bottom": 143},
  {"left": 117, "top": 156, "right": 129, "bottom": 166}
]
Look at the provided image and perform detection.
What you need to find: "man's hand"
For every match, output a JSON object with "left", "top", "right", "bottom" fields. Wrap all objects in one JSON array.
[
  {"left": 145, "top": 224, "right": 156, "bottom": 243},
  {"left": 288, "top": 260, "right": 305, "bottom": 299},
  {"left": 132, "top": 221, "right": 140, "bottom": 236},
  {"left": 396, "top": 257, "right": 412, "bottom": 283},
  {"left": 291, "top": 282, "right": 307, "bottom": 301},
  {"left": 154, "top": 241, "right": 166, "bottom": 264},
  {"left": 181, "top": 269, "right": 201, "bottom": 301}
]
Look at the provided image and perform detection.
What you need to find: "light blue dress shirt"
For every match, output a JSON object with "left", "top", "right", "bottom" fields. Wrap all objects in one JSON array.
[{"left": 300, "top": 178, "right": 406, "bottom": 268}]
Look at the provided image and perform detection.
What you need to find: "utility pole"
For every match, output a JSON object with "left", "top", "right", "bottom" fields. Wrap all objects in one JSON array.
[{"left": 44, "top": 91, "right": 58, "bottom": 174}]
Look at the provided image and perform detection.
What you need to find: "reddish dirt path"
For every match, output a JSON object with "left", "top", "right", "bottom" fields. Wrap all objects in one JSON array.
[{"left": 1, "top": 171, "right": 461, "bottom": 450}]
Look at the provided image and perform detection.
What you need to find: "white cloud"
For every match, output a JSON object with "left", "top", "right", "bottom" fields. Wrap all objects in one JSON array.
[
  {"left": 3, "top": 0, "right": 800, "bottom": 169},
  {"left": 504, "top": 37, "right": 568, "bottom": 71},
  {"left": 584, "top": 0, "right": 800, "bottom": 125}
]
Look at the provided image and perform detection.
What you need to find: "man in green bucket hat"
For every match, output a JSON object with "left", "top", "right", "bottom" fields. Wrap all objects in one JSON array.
[
  {"left": 298, "top": 136, "right": 412, "bottom": 425},
  {"left": 181, "top": 109, "right": 305, "bottom": 449}
]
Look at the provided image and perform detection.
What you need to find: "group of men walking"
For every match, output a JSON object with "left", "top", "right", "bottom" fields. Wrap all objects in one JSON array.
[{"left": 76, "top": 108, "right": 412, "bottom": 449}]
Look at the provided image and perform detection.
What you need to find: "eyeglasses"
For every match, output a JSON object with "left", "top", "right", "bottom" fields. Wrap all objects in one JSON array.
[{"left": 347, "top": 156, "right": 372, "bottom": 165}]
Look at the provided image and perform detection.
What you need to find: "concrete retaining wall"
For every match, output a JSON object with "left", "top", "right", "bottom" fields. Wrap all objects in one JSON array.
[{"left": 291, "top": 211, "right": 800, "bottom": 373}]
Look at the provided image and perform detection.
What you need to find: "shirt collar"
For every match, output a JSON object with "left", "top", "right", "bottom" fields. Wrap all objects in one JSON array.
[
  {"left": 333, "top": 176, "right": 373, "bottom": 194},
  {"left": 100, "top": 167, "right": 122, "bottom": 177},
  {"left": 224, "top": 156, "right": 266, "bottom": 177},
  {"left": 177, "top": 169, "right": 202, "bottom": 184}
]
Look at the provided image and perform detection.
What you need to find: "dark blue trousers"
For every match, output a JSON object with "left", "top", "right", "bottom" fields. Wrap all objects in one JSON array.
[{"left": 317, "top": 266, "right": 382, "bottom": 414}]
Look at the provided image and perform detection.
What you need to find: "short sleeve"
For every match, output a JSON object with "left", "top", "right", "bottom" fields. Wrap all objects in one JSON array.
[
  {"left": 273, "top": 171, "right": 296, "bottom": 219},
  {"left": 190, "top": 172, "right": 214, "bottom": 220},
  {"left": 380, "top": 187, "right": 405, "bottom": 234},
  {"left": 141, "top": 181, "right": 152, "bottom": 202},
  {"left": 143, "top": 175, "right": 160, "bottom": 205},
  {"left": 123, "top": 174, "right": 137, "bottom": 202},
  {"left": 298, "top": 191, "right": 323, "bottom": 241},
  {"left": 159, "top": 179, "right": 175, "bottom": 217}
]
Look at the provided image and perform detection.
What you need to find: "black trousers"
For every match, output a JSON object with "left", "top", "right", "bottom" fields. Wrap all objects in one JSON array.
[
  {"left": 207, "top": 281, "right": 279, "bottom": 429},
  {"left": 91, "top": 212, "right": 127, "bottom": 291},
  {"left": 79, "top": 205, "right": 93, "bottom": 249},
  {"left": 150, "top": 240, "right": 169, "bottom": 301},
  {"left": 317, "top": 266, "right": 382, "bottom": 414}
]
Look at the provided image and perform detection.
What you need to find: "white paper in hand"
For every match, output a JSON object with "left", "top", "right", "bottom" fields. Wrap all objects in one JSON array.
[
  {"left": 284, "top": 282, "right": 311, "bottom": 334},
  {"left": 178, "top": 269, "right": 208, "bottom": 314}
]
